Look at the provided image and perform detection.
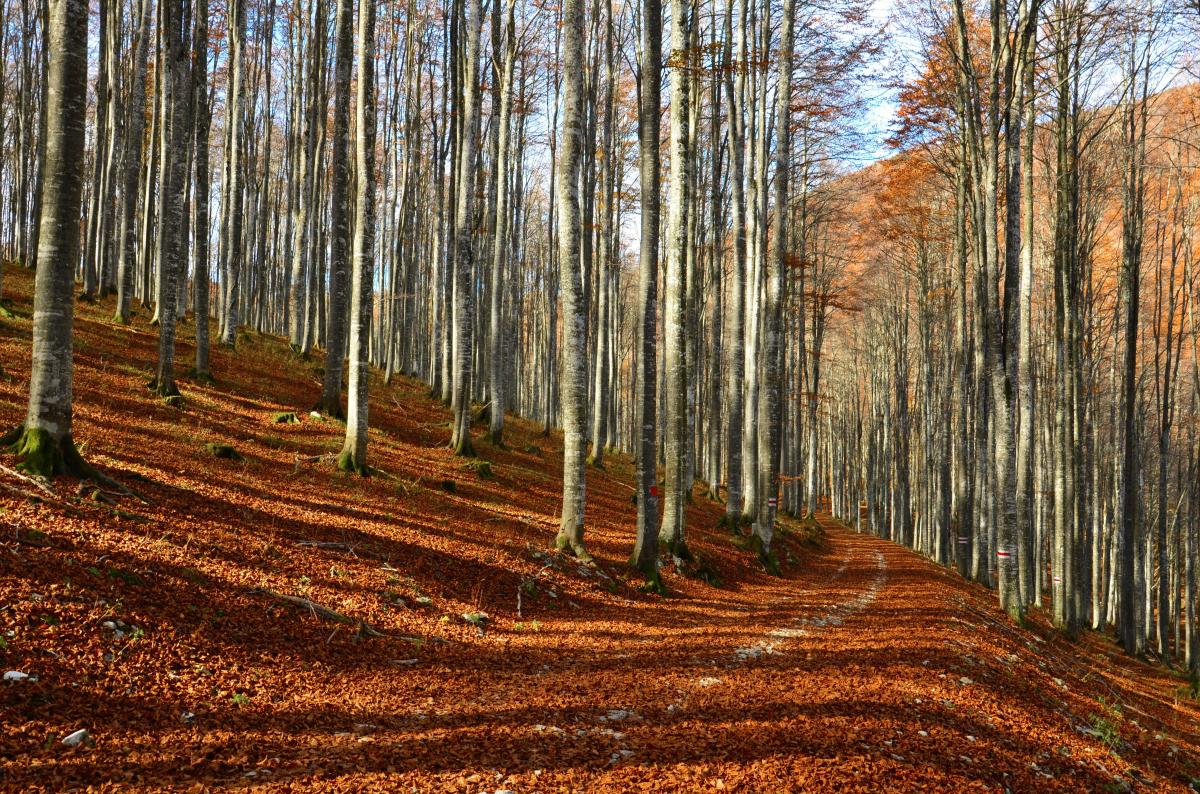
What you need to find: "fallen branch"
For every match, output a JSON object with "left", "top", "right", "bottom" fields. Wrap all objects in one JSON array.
[
  {"left": 249, "top": 588, "right": 385, "bottom": 638},
  {"left": 296, "top": 540, "right": 358, "bottom": 554}
]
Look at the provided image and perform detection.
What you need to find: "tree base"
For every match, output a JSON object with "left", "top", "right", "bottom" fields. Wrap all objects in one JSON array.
[
  {"left": 555, "top": 531, "right": 593, "bottom": 563},
  {"left": 316, "top": 395, "right": 345, "bottom": 421},
  {"left": 660, "top": 536, "right": 693, "bottom": 562},
  {"left": 147, "top": 378, "right": 181, "bottom": 399},
  {"left": 452, "top": 433, "right": 476, "bottom": 458},
  {"left": 749, "top": 534, "right": 782, "bottom": 577},
  {"left": 716, "top": 513, "right": 742, "bottom": 534},
  {"left": 336, "top": 448, "right": 369, "bottom": 477},
  {"left": 586, "top": 454, "right": 605, "bottom": 470},
  {"left": 636, "top": 566, "right": 667, "bottom": 596},
  {"left": 187, "top": 368, "right": 215, "bottom": 385},
  {"left": 5, "top": 425, "right": 93, "bottom": 480}
]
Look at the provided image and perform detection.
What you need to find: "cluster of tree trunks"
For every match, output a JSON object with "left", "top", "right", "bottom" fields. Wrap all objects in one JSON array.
[{"left": 4, "top": 0, "right": 1197, "bottom": 666}]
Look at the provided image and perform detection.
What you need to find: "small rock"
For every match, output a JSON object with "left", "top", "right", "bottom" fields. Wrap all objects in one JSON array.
[
  {"left": 3, "top": 671, "right": 30, "bottom": 682},
  {"left": 919, "top": 730, "right": 929, "bottom": 737},
  {"left": 61, "top": 729, "right": 91, "bottom": 747},
  {"left": 180, "top": 711, "right": 196, "bottom": 725},
  {"left": 959, "top": 677, "right": 974, "bottom": 686},
  {"left": 696, "top": 677, "right": 723, "bottom": 687}
]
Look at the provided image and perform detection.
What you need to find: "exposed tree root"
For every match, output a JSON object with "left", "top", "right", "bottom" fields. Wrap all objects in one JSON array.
[
  {"left": 187, "top": 368, "right": 215, "bottom": 385},
  {"left": 336, "top": 448, "right": 370, "bottom": 476},
  {"left": 660, "top": 536, "right": 694, "bottom": 563},
  {"left": 555, "top": 532, "right": 593, "bottom": 563},
  {"left": 2, "top": 424, "right": 143, "bottom": 501},
  {"left": 749, "top": 534, "right": 782, "bottom": 576}
]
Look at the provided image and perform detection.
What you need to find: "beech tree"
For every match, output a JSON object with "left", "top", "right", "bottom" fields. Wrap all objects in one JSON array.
[
  {"left": 554, "top": 0, "right": 588, "bottom": 560},
  {"left": 4, "top": 0, "right": 88, "bottom": 476},
  {"left": 338, "top": 0, "right": 377, "bottom": 474}
]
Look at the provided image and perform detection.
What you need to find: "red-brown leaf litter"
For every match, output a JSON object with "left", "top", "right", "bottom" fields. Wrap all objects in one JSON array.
[{"left": 3, "top": 266, "right": 1200, "bottom": 792}]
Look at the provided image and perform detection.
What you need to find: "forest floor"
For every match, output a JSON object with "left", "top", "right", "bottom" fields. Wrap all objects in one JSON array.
[{"left": 2, "top": 267, "right": 1200, "bottom": 792}]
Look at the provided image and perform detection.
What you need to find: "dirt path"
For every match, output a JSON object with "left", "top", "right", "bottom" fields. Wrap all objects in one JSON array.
[{"left": 198, "top": 522, "right": 1196, "bottom": 793}]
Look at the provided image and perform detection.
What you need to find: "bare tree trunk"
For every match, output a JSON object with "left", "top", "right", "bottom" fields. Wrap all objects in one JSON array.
[
  {"left": 721, "top": 0, "right": 747, "bottom": 528},
  {"left": 554, "top": 0, "right": 590, "bottom": 560},
  {"left": 630, "top": 0, "right": 661, "bottom": 584},
  {"left": 320, "top": 0, "right": 353, "bottom": 418},
  {"left": 449, "top": 0, "right": 481, "bottom": 456},
  {"left": 191, "top": 0, "right": 211, "bottom": 380},
  {"left": 5, "top": 0, "right": 89, "bottom": 477},
  {"left": 114, "top": 0, "right": 151, "bottom": 324},
  {"left": 659, "top": 0, "right": 691, "bottom": 558},
  {"left": 487, "top": 0, "right": 515, "bottom": 447},
  {"left": 219, "top": 0, "right": 246, "bottom": 347},
  {"left": 151, "top": 0, "right": 193, "bottom": 399},
  {"left": 752, "top": 0, "right": 793, "bottom": 568},
  {"left": 337, "top": 0, "right": 376, "bottom": 474}
]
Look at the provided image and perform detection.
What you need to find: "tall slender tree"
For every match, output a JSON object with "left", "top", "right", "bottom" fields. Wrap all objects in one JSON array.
[
  {"left": 337, "top": 0, "right": 376, "bottom": 474},
  {"left": 320, "top": 0, "right": 353, "bottom": 418},
  {"left": 554, "top": 0, "right": 590, "bottom": 560},
  {"left": 4, "top": 0, "right": 89, "bottom": 477}
]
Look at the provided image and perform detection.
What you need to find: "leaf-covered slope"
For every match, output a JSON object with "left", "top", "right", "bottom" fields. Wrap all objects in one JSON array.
[{"left": 1, "top": 266, "right": 1199, "bottom": 792}]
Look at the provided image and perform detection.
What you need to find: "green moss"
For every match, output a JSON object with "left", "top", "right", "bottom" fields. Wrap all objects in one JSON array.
[
  {"left": 336, "top": 448, "right": 369, "bottom": 476},
  {"left": 452, "top": 433, "right": 476, "bottom": 458},
  {"left": 464, "top": 459, "right": 493, "bottom": 479},
  {"left": 659, "top": 535, "right": 693, "bottom": 563},
  {"left": 204, "top": 442, "right": 242, "bottom": 461},
  {"left": 636, "top": 567, "right": 667, "bottom": 596},
  {"left": 5, "top": 426, "right": 100, "bottom": 481},
  {"left": 12, "top": 426, "right": 63, "bottom": 478},
  {"left": 748, "top": 534, "right": 782, "bottom": 577}
]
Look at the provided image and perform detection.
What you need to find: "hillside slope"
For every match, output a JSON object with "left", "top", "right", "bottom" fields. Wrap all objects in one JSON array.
[{"left": 2, "top": 267, "right": 1200, "bottom": 792}]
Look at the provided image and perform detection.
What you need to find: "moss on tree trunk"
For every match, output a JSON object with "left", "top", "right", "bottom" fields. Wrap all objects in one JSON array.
[{"left": 5, "top": 424, "right": 93, "bottom": 479}]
